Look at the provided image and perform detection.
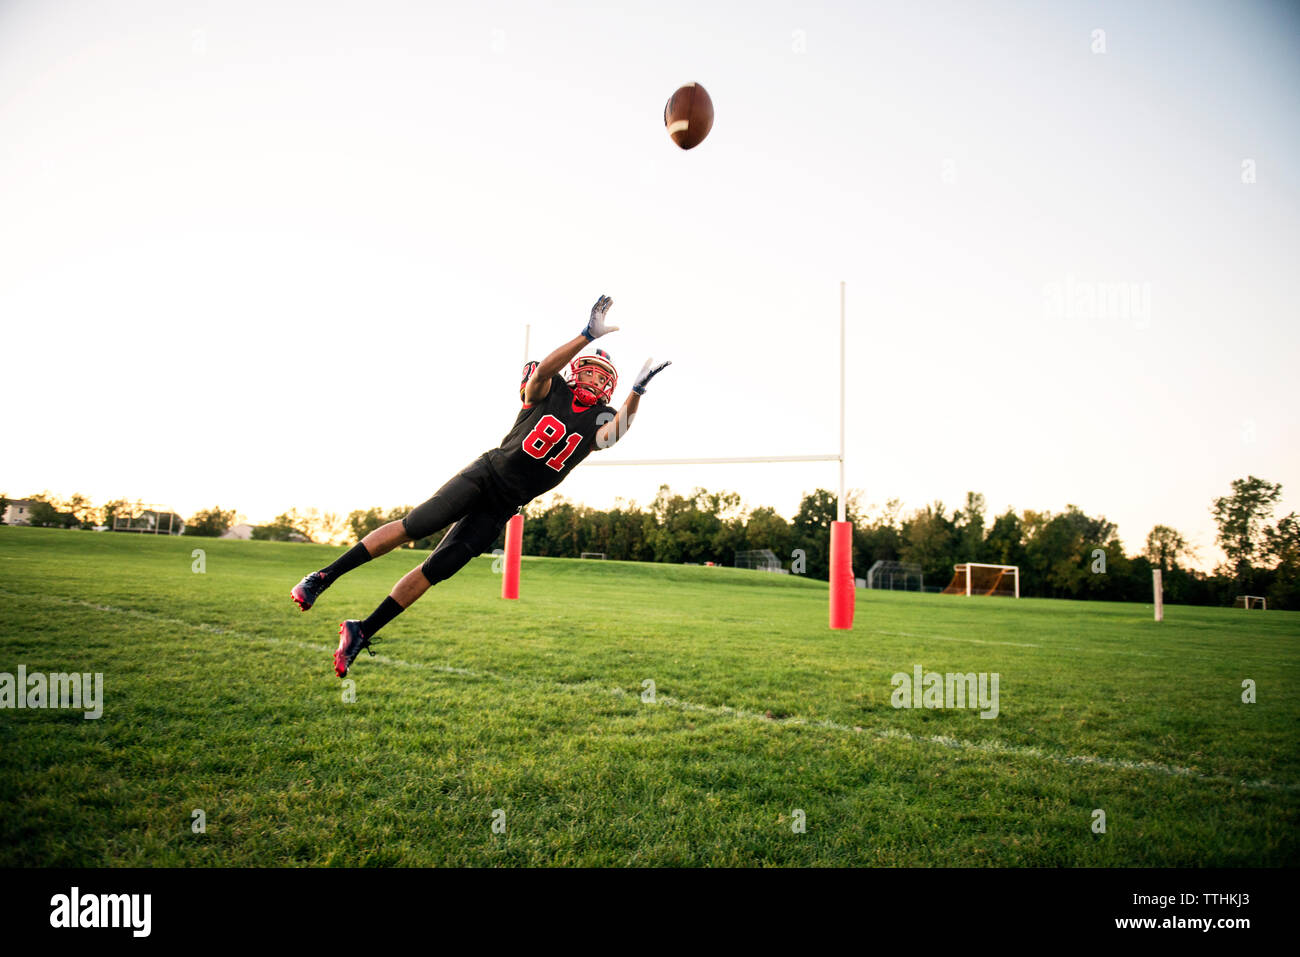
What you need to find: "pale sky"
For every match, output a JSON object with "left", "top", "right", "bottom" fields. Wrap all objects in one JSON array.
[{"left": 2, "top": 0, "right": 1297, "bottom": 570}]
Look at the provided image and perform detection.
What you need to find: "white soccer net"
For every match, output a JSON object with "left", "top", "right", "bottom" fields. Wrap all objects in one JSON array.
[
  {"left": 579, "top": 552, "right": 607, "bottom": 560},
  {"left": 1233, "top": 595, "right": 1267, "bottom": 610},
  {"left": 943, "top": 563, "right": 1020, "bottom": 598}
]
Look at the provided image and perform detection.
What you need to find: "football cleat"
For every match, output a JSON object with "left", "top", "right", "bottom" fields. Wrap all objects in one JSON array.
[
  {"left": 291, "top": 571, "right": 330, "bottom": 611},
  {"left": 334, "top": 619, "right": 377, "bottom": 678},
  {"left": 565, "top": 348, "right": 617, "bottom": 405}
]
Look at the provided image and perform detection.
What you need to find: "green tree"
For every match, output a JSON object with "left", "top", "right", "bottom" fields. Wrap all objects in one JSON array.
[
  {"left": 1143, "top": 525, "right": 1190, "bottom": 573},
  {"left": 791, "top": 488, "right": 861, "bottom": 579},
  {"left": 1022, "top": 505, "right": 1120, "bottom": 599},
  {"left": 64, "top": 493, "right": 95, "bottom": 528},
  {"left": 252, "top": 510, "right": 310, "bottom": 542},
  {"left": 604, "top": 499, "right": 652, "bottom": 561},
  {"left": 852, "top": 499, "right": 903, "bottom": 576},
  {"left": 899, "top": 502, "right": 957, "bottom": 583},
  {"left": 346, "top": 505, "right": 430, "bottom": 547},
  {"left": 1263, "top": 511, "right": 1300, "bottom": 610},
  {"left": 649, "top": 486, "right": 724, "bottom": 565},
  {"left": 704, "top": 490, "right": 746, "bottom": 563},
  {"left": 100, "top": 498, "right": 130, "bottom": 531},
  {"left": 744, "top": 506, "right": 793, "bottom": 565},
  {"left": 543, "top": 499, "right": 583, "bottom": 556},
  {"left": 0, "top": 493, "right": 8, "bottom": 523},
  {"left": 953, "top": 491, "right": 987, "bottom": 562},
  {"left": 21, "top": 492, "right": 78, "bottom": 529},
  {"left": 186, "top": 506, "right": 238, "bottom": 537},
  {"left": 1211, "top": 476, "right": 1283, "bottom": 588},
  {"left": 26, "top": 497, "right": 63, "bottom": 528},
  {"left": 984, "top": 508, "right": 1026, "bottom": 567},
  {"left": 347, "top": 507, "right": 386, "bottom": 542}
]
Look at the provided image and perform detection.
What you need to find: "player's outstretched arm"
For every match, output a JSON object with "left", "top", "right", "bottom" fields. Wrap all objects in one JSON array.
[
  {"left": 523, "top": 294, "right": 619, "bottom": 404},
  {"left": 595, "top": 357, "right": 671, "bottom": 448}
]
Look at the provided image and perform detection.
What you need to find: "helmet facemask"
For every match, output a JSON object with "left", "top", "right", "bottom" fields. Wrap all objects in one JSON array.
[{"left": 566, "top": 350, "right": 617, "bottom": 405}]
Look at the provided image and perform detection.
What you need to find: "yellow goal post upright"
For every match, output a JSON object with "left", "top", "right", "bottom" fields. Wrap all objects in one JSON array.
[
  {"left": 503, "top": 284, "right": 857, "bottom": 630},
  {"left": 943, "top": 562, "right": 1020, "bottom": 598}
]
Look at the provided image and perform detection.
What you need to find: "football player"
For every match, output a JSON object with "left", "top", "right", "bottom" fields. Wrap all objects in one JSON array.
[{"left": 290, "top": 294, "right": 671, "bottom": 677}]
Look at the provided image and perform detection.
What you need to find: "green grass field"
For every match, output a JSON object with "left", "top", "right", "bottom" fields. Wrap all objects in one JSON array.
[{"left": 1, "top": 525, "right": 1296, "bottom": 866}]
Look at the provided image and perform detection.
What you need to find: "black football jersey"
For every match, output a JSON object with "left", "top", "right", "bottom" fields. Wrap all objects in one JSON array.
[{"left": 483, "top": 374, "right": 614, "bottom": 504}]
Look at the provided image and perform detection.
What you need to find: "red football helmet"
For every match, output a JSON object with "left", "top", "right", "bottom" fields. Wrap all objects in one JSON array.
[{"left": 566, "top": 349, "right": 617, "bottom": 405}]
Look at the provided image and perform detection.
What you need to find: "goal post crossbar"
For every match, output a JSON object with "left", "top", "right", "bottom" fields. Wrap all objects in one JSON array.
[{"left": 947, "top": 562, "right": 1020, "bottom": 598}]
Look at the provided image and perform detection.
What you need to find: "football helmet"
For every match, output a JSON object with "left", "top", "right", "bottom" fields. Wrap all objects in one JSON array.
[{"left": 566, "top": 349, "right": 617, "bottom": 405}]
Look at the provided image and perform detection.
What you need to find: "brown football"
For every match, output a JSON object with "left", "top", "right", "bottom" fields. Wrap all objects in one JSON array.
[{"left": 664, "top": 82, "right": 714, "bottom": 150}]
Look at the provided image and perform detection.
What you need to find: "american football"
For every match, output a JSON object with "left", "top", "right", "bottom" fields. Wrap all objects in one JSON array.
[{"left": 664, "top": 82, "right": 714, "bottom": 150}]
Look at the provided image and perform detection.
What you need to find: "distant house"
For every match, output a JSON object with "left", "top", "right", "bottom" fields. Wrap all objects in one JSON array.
[
  {"left": 2, "top": 499, "right": 34, "bottom": 525},
  {"left": 220, "top": 523, "right": 255, "bottom": 540}
]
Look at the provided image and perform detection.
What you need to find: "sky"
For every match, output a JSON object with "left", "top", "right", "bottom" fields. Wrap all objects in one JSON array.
[{"left": 1, "top": 0, "right": 1297, "bottom": 569}]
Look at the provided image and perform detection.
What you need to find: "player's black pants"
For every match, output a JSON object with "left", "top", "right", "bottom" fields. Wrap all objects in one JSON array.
[{"left": 402, "top": 456, "right": 520, "bottom": 586}]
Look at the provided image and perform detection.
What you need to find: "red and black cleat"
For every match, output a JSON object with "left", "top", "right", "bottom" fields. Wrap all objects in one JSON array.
[
  {"left": 334, "top": 619, "right": 375, "bottom": 678},
  {"left": 291, "top": 571, "right": 329, "bottom": 611}
]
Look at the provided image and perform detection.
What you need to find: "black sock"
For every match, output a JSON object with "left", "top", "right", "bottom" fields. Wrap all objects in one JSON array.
[
  {"left": 319, "top": 542, "right": 374, "bottom": 583},
  {"left": 360, "top": 596, "right": 404, "bottom": 639}
]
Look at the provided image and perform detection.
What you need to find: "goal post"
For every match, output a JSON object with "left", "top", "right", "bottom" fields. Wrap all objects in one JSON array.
[
  {"left": 942, "top": 563, "right": 1020, "bottom": 598},
  {"left": 508, "top": 282, "right": 855, "bottom": 629},
  {"left": 1233, "top": 595, "right": 1267, "bottom": 610}
]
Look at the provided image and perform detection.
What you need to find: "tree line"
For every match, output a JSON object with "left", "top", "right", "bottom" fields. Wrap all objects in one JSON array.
[
  {"left": 506, "top": 477, "right": 1299, "bottom": 610},
  {"left": 5, "top": 476, "right": 1295, "bottom": 609}
]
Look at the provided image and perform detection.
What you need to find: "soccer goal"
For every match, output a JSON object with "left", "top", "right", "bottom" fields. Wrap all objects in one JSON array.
[
  {"left": 579, "top": 552, "right": 607, "bottom": 560},
  {"left": 1233, "top": 595, "right": 1267, "bottom": 610},
  {"left": 864, "top": 560, "right": 923, "bottom": 592},
  {"left": 942, "top": 563, "right": 1020, "bottom": 598},
  {"left": 735, "top": 549, "right": 782, "bottom": 572}
]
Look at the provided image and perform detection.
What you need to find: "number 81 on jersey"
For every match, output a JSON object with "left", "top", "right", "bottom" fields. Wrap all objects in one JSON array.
[{"left": 522, "top": 415, "right": 584, "bottom": 472}]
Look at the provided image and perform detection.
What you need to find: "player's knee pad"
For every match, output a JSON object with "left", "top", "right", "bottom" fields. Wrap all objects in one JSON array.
[{"left": 420, "top": 541, "right": 476, "bottom": 586}]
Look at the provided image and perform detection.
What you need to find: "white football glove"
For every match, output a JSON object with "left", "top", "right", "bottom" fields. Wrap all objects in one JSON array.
[
  {"left": 632, "top": 358, "right": 672, "bottom": 395},
  {"left": 582, "top": 294, "right": 619, "bottom": 341}
]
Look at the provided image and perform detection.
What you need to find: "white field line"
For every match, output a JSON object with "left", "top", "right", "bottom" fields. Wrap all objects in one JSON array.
[
  {"left": 876, "top": 630, "right": 1043, "bottom": 649},
  {"left": 875, "top": 629, "right": 1250, "bottom": 663},
  {"left": 5, "top": 590, "right": 1297, "bottom": 795}
]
